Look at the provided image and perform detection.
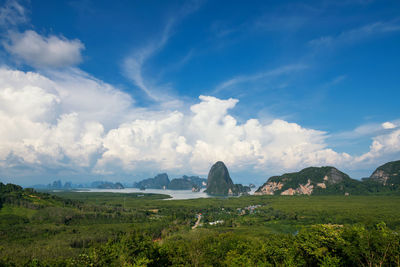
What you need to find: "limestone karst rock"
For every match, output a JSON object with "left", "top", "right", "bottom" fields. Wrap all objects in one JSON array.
[{"left": 205, "top": 161, "right": 250, "bottom": 196}]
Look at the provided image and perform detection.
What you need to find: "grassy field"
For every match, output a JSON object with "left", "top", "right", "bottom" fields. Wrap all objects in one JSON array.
[
  {"left": 48, "top": 192, "right": 400, "bottom": 231},
  {"left": 1, "top": 189, "right": 400, "bottom": 265}
]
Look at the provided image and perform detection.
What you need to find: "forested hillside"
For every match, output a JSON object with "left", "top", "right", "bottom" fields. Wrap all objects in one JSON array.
[
  {"left": 256, "top": 162, "right": 400, "bottom": 196},
  {"left": 1, "top": 182, "right": 400, "bottom": 266}
]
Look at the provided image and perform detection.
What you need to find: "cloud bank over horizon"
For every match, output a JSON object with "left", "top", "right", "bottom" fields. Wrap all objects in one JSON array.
[{"left": 0, "top": 66, "right": 399, "bottom": 185}]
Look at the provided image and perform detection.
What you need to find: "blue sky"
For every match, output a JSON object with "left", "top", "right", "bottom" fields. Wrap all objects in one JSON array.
[{"left": 0, "top": 0, "right": 399, "bottom": 186}]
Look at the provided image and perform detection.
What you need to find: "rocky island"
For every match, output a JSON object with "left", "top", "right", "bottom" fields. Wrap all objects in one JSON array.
[
  {"left": 133, "top": 174, "right": 207, "bottom": 191},
  {"left": 133, "top": 173, "right": 170, "bottom": 189},
  {"left": 96, "top": 182, "right": 124, "bottom": 189},
  {"left": 205, "top": 161, "right": 250, "bottom": 196}
]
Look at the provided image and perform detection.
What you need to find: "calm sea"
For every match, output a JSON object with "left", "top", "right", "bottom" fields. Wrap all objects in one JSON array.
[{"left": 76, "top": 188, "right": 258, "bottom": 200}]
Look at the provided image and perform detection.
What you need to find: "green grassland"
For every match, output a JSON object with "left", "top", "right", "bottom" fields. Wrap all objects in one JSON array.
[{"left": 1, "top": 185, "right": 400, "bottom": 266}]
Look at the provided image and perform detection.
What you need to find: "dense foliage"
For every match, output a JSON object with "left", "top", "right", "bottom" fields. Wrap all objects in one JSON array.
[{"left": 1, "top": 183, "right": 400, "bottom": 266}]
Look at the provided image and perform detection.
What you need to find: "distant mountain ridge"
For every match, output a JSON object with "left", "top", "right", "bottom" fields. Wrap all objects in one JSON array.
[
  {"left": 32, "top": 180, "right": 125, "bottom": 189},
  {"left": 255, "top": 160, "right": 400, "bottom": 196},
  {"left": 133, "top": 173, "right": 170, "bottom": 189},
  {"left": 133, "top": 174, "right": 207, "bottom": 190},
  {"left": 96, "top": 182, "right": 124, "bottom": 189}
]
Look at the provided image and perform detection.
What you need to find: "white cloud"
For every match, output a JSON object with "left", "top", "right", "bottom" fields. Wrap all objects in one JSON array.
[
  {"left": 0, "top": 0, "right": 28, "bottom": 27},
  {"left": 382, "top": 121, "right": 396, "bottom": 129},
  {"left": 0, "top": 67, "right": 134, "bottom": 128},
  {"left": 0, "top": 67, "right": 399, "bottom": 183},
  {"left": 96, "top": 111, "right": 191, "bottom": 172},
  {"left": 95, "top": 95, "right": 351, "bottom": 175},
  {"left": 0, "top": 67, "right": 134, "bottom": 171},
  {"left": 333, "top": 120, "right": 400, "bottom": 141},
  {"left": 3, "top": 30, "right": 85, "bottom": 68},
  {"left": 0, "top": 84, "right": 59, "bottom": 121},
  {"left": 355, "top": 128, "right": 400, "bottom": 164},
  {"left": 42, "top": 68, "right": 135, "bottom": 129}
]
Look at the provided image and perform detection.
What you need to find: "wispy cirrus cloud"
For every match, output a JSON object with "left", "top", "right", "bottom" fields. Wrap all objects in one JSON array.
[
  {"left": 123, "top": 0, "right": 203, "bottom": 102},
  {"left": 0, "top": 0, "right": 28, "bottom": 27},
  {"left": 123, "top": 22, "right": 172, "bottom": 101},
  {"left": 331, "top": 120, "right": 400, "bottom": 141},
  {"left": 309, "top": 20, "right": 400, "bottom": 47},
  {"left": 214, "top": 64, "right": 308, "bottom": 93}
]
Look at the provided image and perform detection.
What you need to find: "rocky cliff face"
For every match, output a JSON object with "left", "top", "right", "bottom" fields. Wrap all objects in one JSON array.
[
  {"left": 205, "top": 161, "right": 236, "bottom": 195},
  {"left": 281, "top": 179, "right": 314, "bottom": 195},
  {"left": 368, "top": 160, "right": 400, "bottom": 186},
  {"left": 254, "top": 181, "right": 283, "bottom": 195},
  {"left": 205, "top": 161, "right": 249, "bottom": 196},
  {"left": 255, "top": 166, "right": 355, "bottom": 196}
]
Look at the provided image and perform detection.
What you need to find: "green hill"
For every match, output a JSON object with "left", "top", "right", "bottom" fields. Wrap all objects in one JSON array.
[
  {"left": 367, "top": 160, "right": 400, "bottom": 186},
  {"left": 0, "top": 182, "right": 79, "bottom": 209},
  {"left": 255, "top": 166, "right": 367, "bottom": 195}
]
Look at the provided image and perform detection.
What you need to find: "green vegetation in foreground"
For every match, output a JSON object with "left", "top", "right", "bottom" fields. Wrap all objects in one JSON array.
[{"left": 1, "top": 183, "right": 400, "bottom": 266}]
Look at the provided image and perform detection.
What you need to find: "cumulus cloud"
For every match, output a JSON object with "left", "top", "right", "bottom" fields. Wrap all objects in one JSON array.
[
  {"left": 356, "top": 129, "right": 400, "bottom": 164},
  {"left": 0, "top": 112, "right": 104, "bottom": 167},
  {"left": 94, "top": 94, "right": 352, "bottom": 176},
  {"left": 3, "top": 30, "right": 85, "bottom": 68},
  {"left": 0, "top": 67, "right": 135, "bottom": 172},
  {"left": 0, "top": 69, "right": 139, "bottom": 174},
  {"left": 0, "top": 68, "right": 346, "bottom": 177},
  {"left": 0, "top": 67, "right": 399, "bottom": 184},
  {"left": 95, "top": 111, "right": 191, "bottom": 173},
  {"left": 0, "top": 67, "right": 134, "bottom": 127}
]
